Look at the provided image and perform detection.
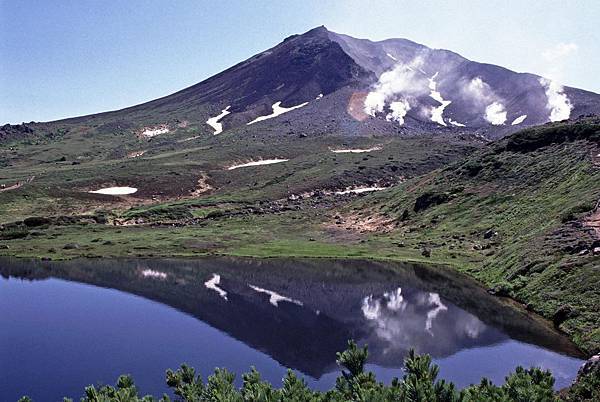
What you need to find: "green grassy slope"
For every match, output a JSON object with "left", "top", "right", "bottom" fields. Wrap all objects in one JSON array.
[
  {"left": 1, "top": 118, "right": 598, "bottom": 354},
  {"left": 358, "top": 118, "right": 600, "bottom": 353}
]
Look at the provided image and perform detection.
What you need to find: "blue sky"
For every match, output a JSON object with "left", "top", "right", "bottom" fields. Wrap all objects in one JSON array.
[{"left": 1, "top": 0, "right": 598, "bottom": 123}]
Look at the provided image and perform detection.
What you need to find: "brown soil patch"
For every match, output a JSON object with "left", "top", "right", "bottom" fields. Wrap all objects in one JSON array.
[
  {"left": 0, "top": 176, "right": 34, "bottom": 193},
  {"left": 324, "top": 212, "right": 395, "bottom": 238},
  {"left": 127, "top": 150, "right": 146, "bottom": 158},
  {"left": 347, "top": 92, "right": 369, "bottom": 121},
  {"left": 190, "top": 174, "right": 213, "bottom": 196}
]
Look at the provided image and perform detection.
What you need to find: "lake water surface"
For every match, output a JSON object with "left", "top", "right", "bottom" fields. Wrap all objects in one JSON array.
[{"left": 0, "top": 257, "right": 584, "bottom": 400}]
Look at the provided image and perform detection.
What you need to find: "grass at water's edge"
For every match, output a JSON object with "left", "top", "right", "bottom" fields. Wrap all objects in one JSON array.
[
  {"left": 0, "top": 216, "right": 594, "bottom": 357},
  {"left": 2, "top": 118, "right": 599, "bottom": 356}
]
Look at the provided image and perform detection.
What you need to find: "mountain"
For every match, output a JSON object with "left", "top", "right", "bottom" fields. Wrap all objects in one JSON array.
[
  {"left": 329, "top": 30, "right": 600, "bottom": 130},
  {"left": 1, "top": 26, "right": 599, "bottom": 357},
  {"left": 0, "top": 257, "right": 582, "bottom": 377},
  {"left": 3, "top": 26, "right": 600, "bottom": 142}
]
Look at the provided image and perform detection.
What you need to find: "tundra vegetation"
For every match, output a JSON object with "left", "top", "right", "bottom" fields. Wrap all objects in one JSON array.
[{"left": 2, "top": 119, "right": 599, "bottom": 354}]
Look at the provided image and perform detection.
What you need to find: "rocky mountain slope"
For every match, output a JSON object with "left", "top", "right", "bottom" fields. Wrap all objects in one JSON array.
[{"left": 3, "top": 26, "right": 600, "bottom": 146}]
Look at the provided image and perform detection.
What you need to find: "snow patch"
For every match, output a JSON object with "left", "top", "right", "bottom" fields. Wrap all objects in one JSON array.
[
  {"left": 386, "top": 53, "right": 398, "bottom": 61},
  {"left": 140, "top": 125, "right": 169, "bottom": 138},
  {"left": 249, "top": 285, "right": 303, "bottom": 307},
  {"left": 335, "top": 186, "right": 387, "bottom": 195},
  {"left": 227, "top": 159, "right": 289, "bottom": 170},
  {"left": 316, "top": 93, "right": 323, "bottom": 100},
  {"left": 89, "top": 186, "right": 138, "bottom": 195},
  {"left": 206, "top": 106, "right": 231, "bottom": 135},
  {"left": 141, "top": 269, "right": 167, "bottom": 280},
  {"left": 204, "top": 274, "right": 227, "bottom": 300},
  {"left": 511, "top": 115, "right": 527, "bottom": 125},
  {"left": 427, "top": 72, "right": 451, "bottom": 126},
  {"left": 331, "top": 146, "right": 381, "bottom": 154},
  {"left": 247, "top": 101, "right": 308, "bottom": 125},
  {"left": 449, "top": 119, "right": 465, "bottom": 127},
  {"left": 485, "top": 102, "right": 507, "bottom": 125}
]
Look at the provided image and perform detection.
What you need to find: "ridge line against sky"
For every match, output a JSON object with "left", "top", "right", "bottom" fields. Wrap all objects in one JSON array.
[{"left": 1, "top": 0, "right": 598, "bottom": 124}]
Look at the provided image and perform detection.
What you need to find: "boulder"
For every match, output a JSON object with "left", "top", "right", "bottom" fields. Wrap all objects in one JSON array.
[
  {"left": 23, "top": 216, "right": 51, "bottom": 227},
  {"left": 578, "top": 354, "right": 600, "bottom": 378},
  {"left": 414, "top": 192, "right": 450, "bottom": 212},
  {"left": 63, "top": 243, "right": 81, "bottom": 250},
  {"left": 553, "top": 304, "right": 580, "bottom": 326},
  {"left": 484, "top": 229, "right": 497, "bottom": 239}
]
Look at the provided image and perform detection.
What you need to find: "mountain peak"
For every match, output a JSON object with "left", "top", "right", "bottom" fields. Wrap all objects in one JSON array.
[
  {"left": 307, "top": 25, "right": 329, "bottom": 34},
  {"left": 17, "top": 26, "right": 598, "bottom": 136},
  {"left": 283, "top": 25, "right": 330, "bottom": 42}
]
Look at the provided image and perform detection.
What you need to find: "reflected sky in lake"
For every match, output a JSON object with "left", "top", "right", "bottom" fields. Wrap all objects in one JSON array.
[{"left": 0, "top": 257, "right": 584, "bottom": 400}]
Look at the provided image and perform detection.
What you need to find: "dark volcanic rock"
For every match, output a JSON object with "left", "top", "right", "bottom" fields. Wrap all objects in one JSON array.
[
  {"left": 553, "top": 304, "right": 580, "bottom": 327},
  {"left": 414, "top": 192, "right": 450, "bottom": 212},
  {"left": 578, "top": 354, "right": 600, "bottom": 378},
  {"left": 484, "top": 229, "right": 497, "bottom": 239},
  {"left": 23, "top": 217, "right": 51, "bottom": 227},
  {"left": 63, "top": 243, "right": 81, "bottom": 250}
]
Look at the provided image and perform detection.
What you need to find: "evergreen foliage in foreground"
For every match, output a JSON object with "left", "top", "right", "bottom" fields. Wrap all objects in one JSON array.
[{"left": 18, "top": 341, "right": 599, "bottom": 402}]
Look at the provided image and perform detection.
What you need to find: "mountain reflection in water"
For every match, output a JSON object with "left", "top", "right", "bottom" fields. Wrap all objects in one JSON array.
[{"left": 0, "top": 256, "right": 584, "bottom": 399}]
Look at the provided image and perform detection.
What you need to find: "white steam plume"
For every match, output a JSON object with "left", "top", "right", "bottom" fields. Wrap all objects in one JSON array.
[
  {"left": 465, "top": 77, "right": 492, "bottom": 102},
  {"left": 364, "top": 56, "right": 429, "bottom": 124},
  {"left": 386, "top": 100, "right": 411, "bottom": 125},
  {"left": 364, "top": 91, "right": 387, "bottom": 116},
  {"left": 464, "top": 77, "right": 507, "bottom": 125},
  {"left": 485, "top": 102, "right": 507, "bottom": 125},
  {"left": 539, "top": 78, "right": 572, "bottom": 122},
  {"left": 542, "top": 43, "right": 578, "bottom": 65},
  {"left": 539, "top": 42, "right": 577, "bottom": 122}
]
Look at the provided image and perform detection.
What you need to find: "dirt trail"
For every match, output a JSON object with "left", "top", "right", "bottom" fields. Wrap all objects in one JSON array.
[{"left": 0, "top": 176, "right": 34, "bottom": 193}]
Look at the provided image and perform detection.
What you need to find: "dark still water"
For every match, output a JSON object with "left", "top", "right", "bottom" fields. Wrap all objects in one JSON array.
[{"left": 0, "top": 257, "right": 584, "bottom": 401}]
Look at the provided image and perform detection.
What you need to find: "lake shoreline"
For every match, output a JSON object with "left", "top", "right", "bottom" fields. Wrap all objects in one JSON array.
[{"left": 0, "top": 253, "right": 587, "bottom": 361}]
